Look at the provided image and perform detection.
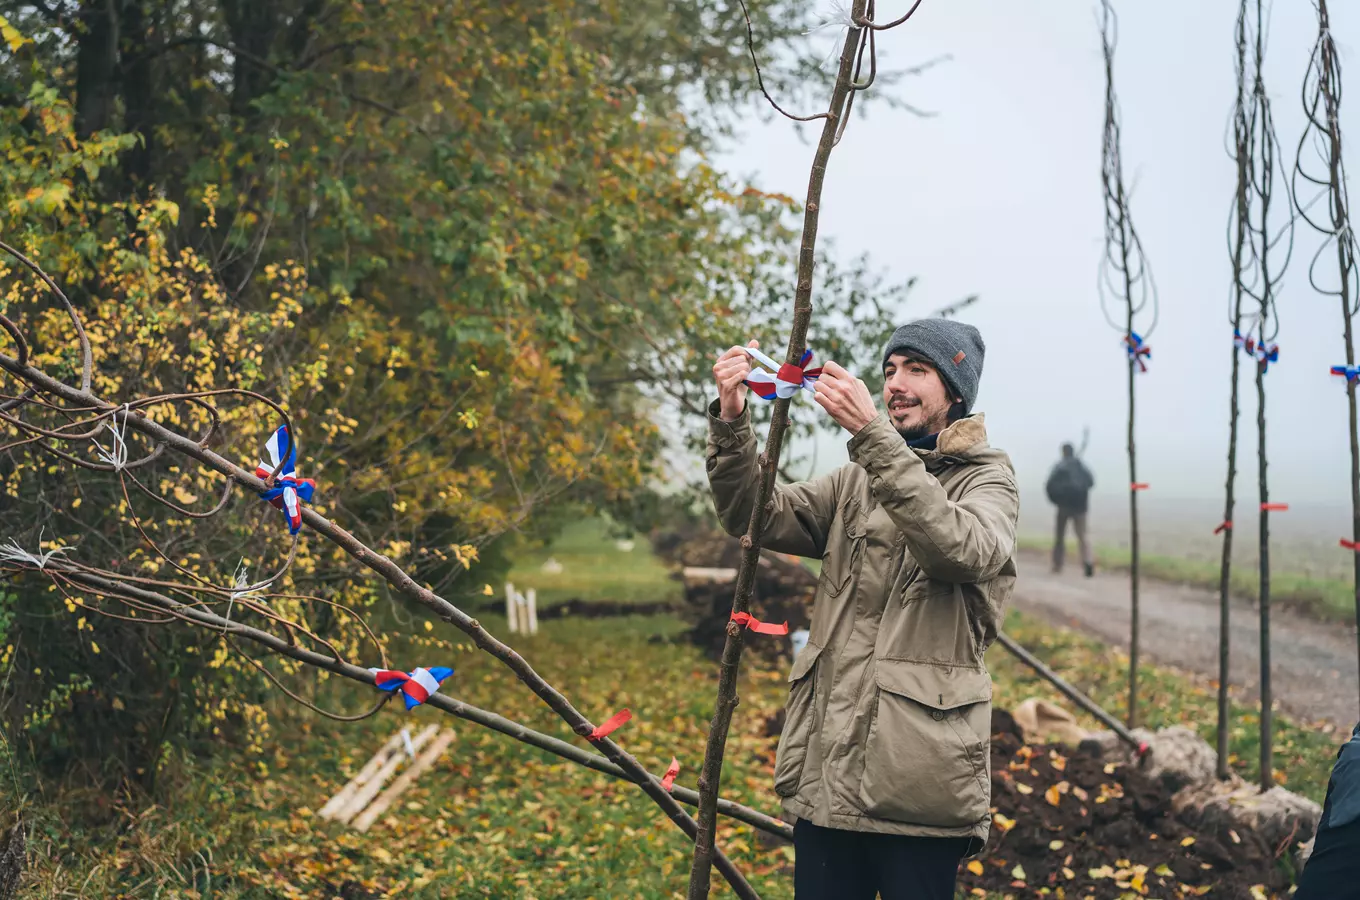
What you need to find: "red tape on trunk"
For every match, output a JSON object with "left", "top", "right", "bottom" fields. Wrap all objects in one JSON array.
[
  {"left": 660, "top": 757, "right": 680, "bottom": 792},
  {"left": 1342, "top": 539, "right": 1360, "bottom": 552},
  {"left": 1131, "top": 483, "right": 1150, "bottom": 491},
  {"left": 1214, "top": 521, "right": 1232, "bottom": 535},
  {"left": 731, "top": 611, "right": 790, "bottom": 636},
  {"left": 588, "top": 708, "right": 632, "bottom": 741},
  {"left": 1261, "top": 503, "right": 1289, "bottom": 512}
]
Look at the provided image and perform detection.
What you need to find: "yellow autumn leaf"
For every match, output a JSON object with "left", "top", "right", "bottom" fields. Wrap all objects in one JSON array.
[
  {"left": 966, "top": 860, "right": 983, "bottom": 876},
  {"left": 1045, "top": 784, "right": 1062, "bottom": 806},
  {"left": 1011, "top": 864, "right": 1026, "bottom": 881},
  {"left": 482, "top": 583, "right": 493, "bottom": 595},
  {"left": 1016, "top": 783, "right": 1033, "bottom": 795},
  {"left": 1062, "top": 866, "right": 1075, "bottom": 880},
  {"left": 0, "top": 13, "right": 27, "bottom": 52},
  {"left": 1180, "top": 836, "right": 1196, "bottom": 847},
  {"left": 1154, "top": 864, "right": 1174, "bottom": 876},
  {"left": 993, "top": 813, "right": 1016, "bottom": 833},
  {"left": 1049, "top": 840, "right": 1064, "bottom": 851}
]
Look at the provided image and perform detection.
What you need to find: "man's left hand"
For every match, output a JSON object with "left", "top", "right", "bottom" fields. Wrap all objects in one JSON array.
[{"left": 812, "top": 361, "right": 878, "bottom": 435}]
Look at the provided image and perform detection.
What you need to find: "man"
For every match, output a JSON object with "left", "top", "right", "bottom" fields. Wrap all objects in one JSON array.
[
  {"left": 707, "top": 319, "right": 1019, "bottom": 900},
  {"left": 1045, "top": 443, "right": 1094, "bottom": 577},
  {"left": 1295, "top": 723, "right": 1360, "bottom": 899}
]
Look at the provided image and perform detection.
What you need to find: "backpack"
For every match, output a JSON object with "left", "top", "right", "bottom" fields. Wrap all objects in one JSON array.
[{"left": 1046, "top": 460, "right": 1088, "bottom": 508}]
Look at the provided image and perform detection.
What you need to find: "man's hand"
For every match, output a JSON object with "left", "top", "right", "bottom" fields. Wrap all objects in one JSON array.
[
  {"left": 813, "top": 361, "right": 878, "bottom": 434},
  {"left": 713, "top": 340, "right": 758, "bottom": 422}
]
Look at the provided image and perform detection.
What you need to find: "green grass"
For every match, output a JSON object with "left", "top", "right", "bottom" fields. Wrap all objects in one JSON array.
[
  {"left": 1021, "top": 534, "right": 1357, "bottom": 624},
  {"left": 505, "top": 518, "right": 683, "bottom": 610},
  {"left": 11, "top": 522, "right": 1346, "bottom": 899}
]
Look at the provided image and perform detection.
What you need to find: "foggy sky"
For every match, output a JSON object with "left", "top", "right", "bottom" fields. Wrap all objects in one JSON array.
[{"left": 716, "top": 0, "right": 1360, "bottom": 508}]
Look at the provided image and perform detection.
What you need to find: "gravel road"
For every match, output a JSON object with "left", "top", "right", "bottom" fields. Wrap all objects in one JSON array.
[{"left": 1009, "top": 550, "right": 1360, "bottom": 728}]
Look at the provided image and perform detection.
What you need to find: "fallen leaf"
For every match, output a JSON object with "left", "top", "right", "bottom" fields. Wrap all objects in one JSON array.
[
  {"left": 993, "top": 813, "right": 1016, "bottom": 833},
  {"left": 967, "top": 860, "right": 984, "bottom": 876},
  {"left": 1045, "top": 784, "right": 1062, "bottom": 806},
  {"left": 1012, "top": 864, "right": 1027, "bottom": 881},
  {"left": 1049, "top": 840, "right": 1064, "bottom": 851},
  {"left": 1016, "top": 783, "right": 1034, "bottom": 795},
  {"left": 1180, "top": 836, "right": 1196, "bottom": 847},
  {"left": 1229, "top": 829, "right": 1241, "bottom": 844},
  {"left": 1062, "top": 867, "right": 1075, "bottom": 880}
]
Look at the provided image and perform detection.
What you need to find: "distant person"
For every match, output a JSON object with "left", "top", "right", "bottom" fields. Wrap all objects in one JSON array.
[
  {"left": 1295, "top": 723, "right": 1360, "bottom": 899},
  {"left": 1045, "top": 442, "right": 1094, "bottom": 577},
  {"left": 708, "top": 319, "right": 1018, "bottom": 900}
]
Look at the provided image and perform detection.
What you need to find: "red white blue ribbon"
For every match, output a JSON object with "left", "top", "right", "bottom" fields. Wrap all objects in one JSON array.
[
  {"left": 1124, "top": 333, "right": 1150, "bottom": 373},
  {"left": 1233, "top": 329, "right": 1256, "bottom": 355},
  {"left": 368, "top": 666, "right": 454, "bottom": 710},
  {"left": 742, "top": 346, "right": 823, "bottom": 401},
  {"left": 255, "top": 425, "right": 316, "bottom": 535},
  {"left": 1332, "top": 365, "right": 1360, "bottom": 384},
  {"left": 1254, "top": 341, "right": 1279, "bottom": 372}
]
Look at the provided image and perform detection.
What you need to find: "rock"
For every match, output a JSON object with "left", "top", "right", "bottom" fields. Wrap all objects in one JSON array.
[
  {"left": 1172, "top": 776, "right": 1322, "bottom": 861},
  {"left": 1081, "top": 724, "right": 1216, "bottom": 793}
]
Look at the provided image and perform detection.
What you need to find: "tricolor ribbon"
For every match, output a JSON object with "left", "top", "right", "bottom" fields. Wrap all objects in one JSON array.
[
  {"left": 1261, "top": 503, "right": 1289, "bottom": 512},
  {"left": 255, "top": 425, "right": 317, "bottom": 534},
  {"left": 660, "top": 757, "right": 680, "bottom": 792},
  {"left": 730, "top": 611, "right": 790, "bottom": 636},
  {"left": 1233, "top": 329, "right": 1257, "bottom": 356},
  {"left": 589, "top": 708, "right": 632, "bottom": 741},
  {"left": 741, "top": 346, "right": 823, "bottom": 401},
  {"left": 1254, "top": 341, "right": 1279, "bottom": 372},
  {"left": 1331, "top": 365, "right": 1360, "bottom": 384},
  {"left": 368, "top": 665, "right": 454, "bottom": 710},
  {"left": 1124, "top": 333, "right": 1150, "bottom": 373},
  {"left": 1214, "top": 521, "right": 1233, "bottom": 535}
]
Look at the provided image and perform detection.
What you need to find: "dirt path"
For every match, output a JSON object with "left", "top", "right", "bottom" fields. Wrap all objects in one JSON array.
[{"left": 1009, "top": 550, "right": 1360, "bottom": 728}]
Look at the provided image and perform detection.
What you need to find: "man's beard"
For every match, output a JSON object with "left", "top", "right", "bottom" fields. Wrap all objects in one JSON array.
[{"left": 896, "top": 421, "right": 933, "bottom": 441}]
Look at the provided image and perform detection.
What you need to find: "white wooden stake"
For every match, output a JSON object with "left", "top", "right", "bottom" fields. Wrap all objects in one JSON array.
[
  {"left": 319, "top": 729, "right": 405, "bottom": 820},
  {"left": 332, "top": 724, "right": 438, "bottom": 824},
  {"left": 527, "top": 587, "right": 538, "bottom": 635},
  {"left": 505, "top": 581, "right": 517, "bottom": 633},
  {"left": 353, "top": 729, "right": 457, "bottom": 833}
]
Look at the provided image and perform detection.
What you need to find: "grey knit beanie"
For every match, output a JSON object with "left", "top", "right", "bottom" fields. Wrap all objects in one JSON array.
[{"left": 881, "top": 318, "right": 986, "bottom": 414}]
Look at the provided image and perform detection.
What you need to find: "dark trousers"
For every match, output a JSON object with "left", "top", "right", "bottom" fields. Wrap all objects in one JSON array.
[{"left": 793, "top": 819, "right": 970, "bottom": 900}]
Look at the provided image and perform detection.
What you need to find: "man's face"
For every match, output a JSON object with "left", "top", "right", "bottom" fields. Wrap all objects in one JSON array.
[{"left": 882, "top": 353, "right": 956, "bottom": 440}]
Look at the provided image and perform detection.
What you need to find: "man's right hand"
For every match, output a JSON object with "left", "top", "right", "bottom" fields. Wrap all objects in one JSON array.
[{"left": 713, "top": 340, "right": 758, "bottom": 422}]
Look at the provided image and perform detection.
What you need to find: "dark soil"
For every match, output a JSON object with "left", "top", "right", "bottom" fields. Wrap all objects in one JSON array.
[{"left": 957, "top": 710, "right": 1295, "bottom": 899}]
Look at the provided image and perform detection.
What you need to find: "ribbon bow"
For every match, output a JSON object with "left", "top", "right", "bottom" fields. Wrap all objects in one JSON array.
[
  {"left": 255, "top": 425, "right": 317, "bottom": 534},
  {"left": 368, "top": 666, "right": 454, "bottom": 709},
  {"left": 1124, "top": 333, "right": 1150, "bottom": 373},
  {"left": 1255, "top": 341, "right": 1279, "bottom": 372},
  {"left": 742, "top": 346, "right": 823, "bottom": 401},
  {"left": 1233, "top": 329, "right": 1256, "bottom": 355},
  {"left": 1332, "top": 365, "right": 1360, "bottom": 384}
]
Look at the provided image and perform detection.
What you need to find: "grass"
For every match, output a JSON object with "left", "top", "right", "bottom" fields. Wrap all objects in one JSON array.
[
  {"left": 9, "top": 522, "right": 1346, "bottom": 899},
  {"left": 505, "top": 518, "right": 683, "bottom": 610},
  {"left": 1020, "top": 534, "right": 1357, "bottom": 624}
]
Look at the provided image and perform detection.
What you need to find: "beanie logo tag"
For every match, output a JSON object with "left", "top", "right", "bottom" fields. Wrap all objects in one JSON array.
[{"left": 952, "top": 351, "right": 966, "bottom": 365}]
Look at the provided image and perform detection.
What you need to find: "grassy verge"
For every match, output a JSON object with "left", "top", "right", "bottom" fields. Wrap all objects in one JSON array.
[
  {"left": 1020, "top": 534, "right": 1356, "bottom": 624},
  {"left": 505, "top": 518, "right": 683, "bottom": 610}
]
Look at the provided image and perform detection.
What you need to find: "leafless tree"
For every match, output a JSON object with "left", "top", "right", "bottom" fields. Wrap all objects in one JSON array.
[{"left": 1098, "top": 0, "right": 1158, "bottom": 729}]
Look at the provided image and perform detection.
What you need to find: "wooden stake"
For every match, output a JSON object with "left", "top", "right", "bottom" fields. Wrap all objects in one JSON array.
[
  {"left": 353, "top": 729, "right": 457, "bottom": 832},
  {"left": 319, "top": 729, "right": 406, "bottom": 820},
  {"left": 333, "top": 724, "right": 439, "bottom": 824}
]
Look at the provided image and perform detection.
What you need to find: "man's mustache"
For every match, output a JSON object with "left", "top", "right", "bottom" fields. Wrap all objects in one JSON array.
[{"left": 888, "top": 394, "right": 921, "bottom": 409}]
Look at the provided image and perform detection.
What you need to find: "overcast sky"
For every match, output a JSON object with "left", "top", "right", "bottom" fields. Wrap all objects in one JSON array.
[{"left": 715, "top": 0, "right": 1359, "bottom": 508}]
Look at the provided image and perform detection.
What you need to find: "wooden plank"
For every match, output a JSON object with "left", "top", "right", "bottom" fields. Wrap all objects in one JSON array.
[
  {"left": 318, "top": 729, "right": 405, "bottom": 820},
  {"left": 332, "top": 724, "right": 438, "bottom": 824},
  {"left": 352, "top": 728, "right": 456, "bottom": 833}
]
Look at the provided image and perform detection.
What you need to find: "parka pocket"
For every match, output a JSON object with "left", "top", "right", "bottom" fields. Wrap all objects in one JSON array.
[
  {"left": 773, "top": 642, "right": 824, "bottom": 798},
  {"left": 821, "top": 514, "right": 866, "bottom": 597},
  {"left": 857, "top": 660, "right": 992, "bottom": 827}
]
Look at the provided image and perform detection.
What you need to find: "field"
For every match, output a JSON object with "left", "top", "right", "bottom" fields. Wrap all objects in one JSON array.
[
  {"left": 1019, "top": 492, "right": 1358, "bottom": 622},
  {"left": 9, "top": 521, "right": 1345, "bottom": 899}
]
